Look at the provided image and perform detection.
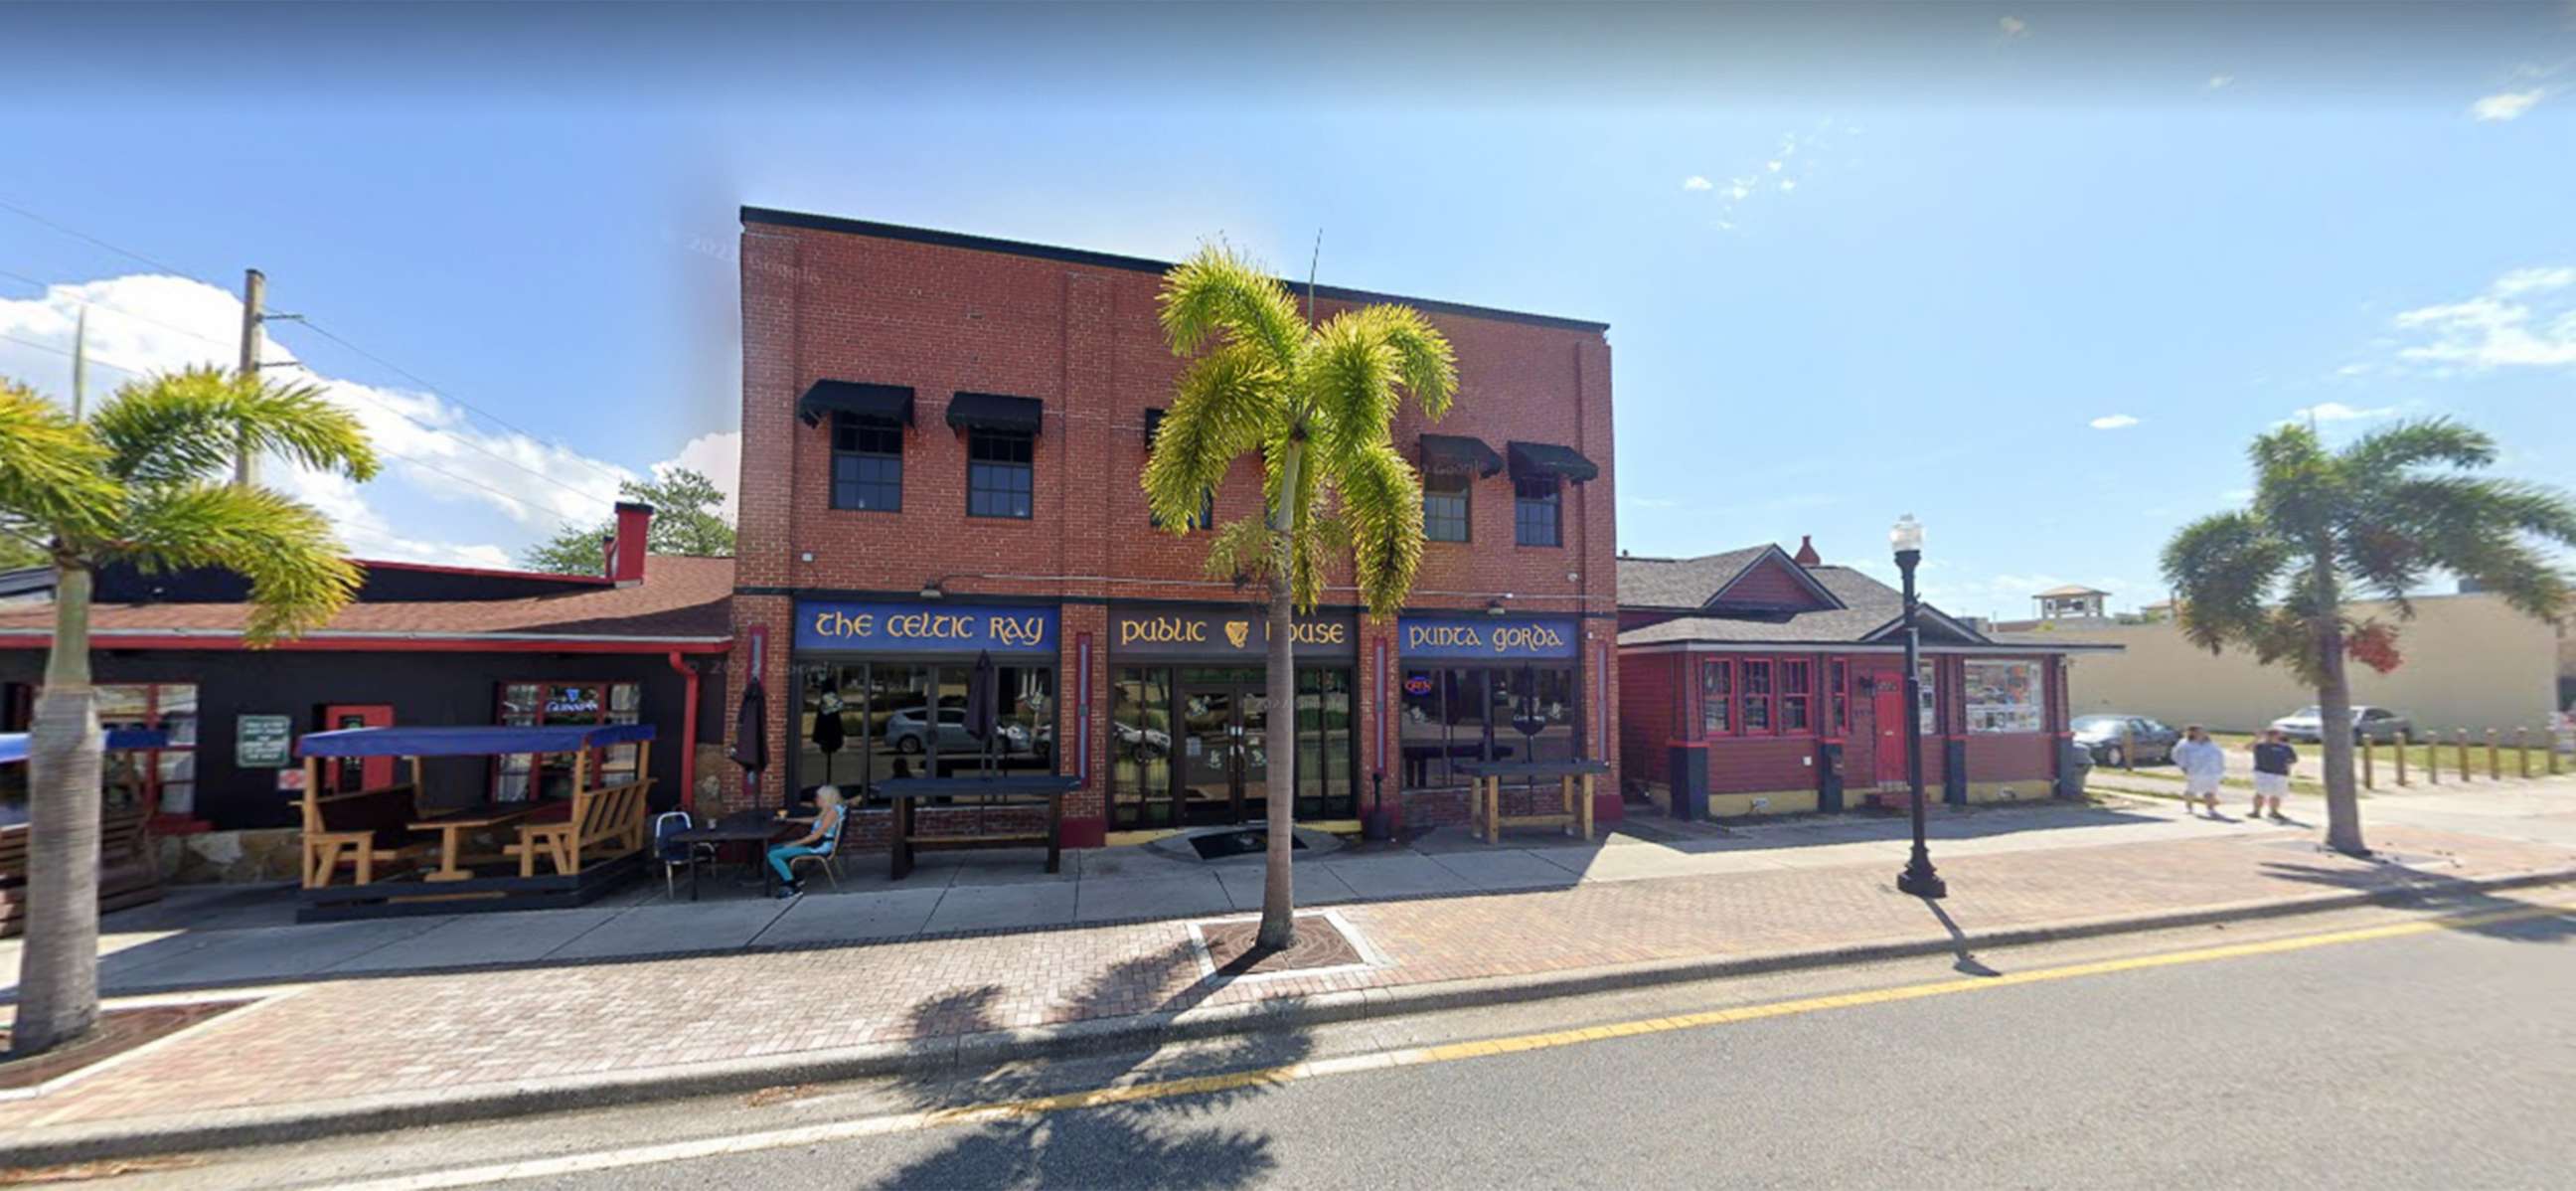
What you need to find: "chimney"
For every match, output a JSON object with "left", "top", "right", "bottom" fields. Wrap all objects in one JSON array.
[
  {"left": 607, "top": 501, "right": 653, "bottom": 585},
  {"left": 1793, "top": 535, "right": 1821, "bottom": 567}
]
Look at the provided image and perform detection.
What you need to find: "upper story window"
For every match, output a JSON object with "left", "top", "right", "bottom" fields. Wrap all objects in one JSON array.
[
  {"left": 1423, "top": 468, "right": 1471, "bottom": 543},
  {"left": 831, "top": 415, "right": 903, "bottom": 512},
  {"left": 1152, "top": 486, "right": 1215, "bottom": 531},
  {"left": 1513, "top": 476, "right": 1561, "bottom": 547},
  {"left": 967, "top": 430, "right": 1035, "bottom": 519}
]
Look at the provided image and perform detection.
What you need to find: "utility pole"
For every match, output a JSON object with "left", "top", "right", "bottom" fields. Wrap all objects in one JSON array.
[
  {"left": 70, "top": 307, "right": 87, "bottom": 421},
  {"left": 234, "top": 267, "right": 264, "bottom": 487}
]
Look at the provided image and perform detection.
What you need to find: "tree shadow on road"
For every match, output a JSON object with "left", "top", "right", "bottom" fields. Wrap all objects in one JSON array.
[
  {"left": 871, "top": 938, "right": 1311, "bottom": 1189},
  {"left": 2257, "top": 859, "right": 2576, "bottom": 945}
]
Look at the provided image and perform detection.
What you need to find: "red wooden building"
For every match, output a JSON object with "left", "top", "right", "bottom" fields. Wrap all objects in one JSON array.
[{"left": 1616, "top": 537, "right": 2105, "bottom": 818}]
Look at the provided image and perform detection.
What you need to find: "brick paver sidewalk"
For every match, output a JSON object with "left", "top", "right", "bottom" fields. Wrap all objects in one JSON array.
[{"left": 5, "top": 814, "right": 2569, "bottom": 1138}]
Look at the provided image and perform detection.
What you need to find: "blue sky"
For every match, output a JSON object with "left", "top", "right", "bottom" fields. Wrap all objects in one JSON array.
[{"left": 2, "top": 3, "right": 2570, "bottom": 614}]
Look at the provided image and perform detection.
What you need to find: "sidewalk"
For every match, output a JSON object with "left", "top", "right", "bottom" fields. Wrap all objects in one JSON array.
[{"left": 4, "top": 787, "right": 2573, "bottom": 1162}]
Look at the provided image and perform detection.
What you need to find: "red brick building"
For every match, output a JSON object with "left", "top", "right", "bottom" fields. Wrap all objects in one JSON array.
[
  {"left": 724, "top": 208, "right": 1618, "bottom": 850},
  {"left": 1616, "top": 538, "right": 2105, "bottom": 818}
]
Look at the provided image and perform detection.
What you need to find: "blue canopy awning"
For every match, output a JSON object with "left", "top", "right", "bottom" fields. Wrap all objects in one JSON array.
[
  {"left": 0, "top": 728, "right": 171, "bottom": 766},
  {"left": 295, "top": 722, "right": 655, "bottom": 760}
]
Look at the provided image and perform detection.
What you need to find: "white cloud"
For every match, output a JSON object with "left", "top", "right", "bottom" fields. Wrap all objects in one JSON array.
[
  {"left": 1765, "top": 160, "right": 1783, "bottom": 172},
  {"left": 2294, "top": 402, "right": 2399, "bottom": 423},
  {"left": 2333, "top": 362, "right": 2373, "bottom": 378},
  {"left": 657, "top": 429, "right": 742, "bottom": 523},
  {"left": 0, "top": 274, "right": 690, "bottom": 568},
  {"left": 2385, "top": 266, "right": 2576, "bottom": 370},
  {"left": 2088, "top": 414, "right": 2142, "bottom": 429},
  {"left": 1999, "top": 16, "right": 2028, "bottom": 38},
  {"left": 2471, "top": 88, "right": 2546, "bottom": 120},
  {"left": 1778, "top": 179, "right": 1797, "bottom": 192},
  {"left": 2207, "top": 74, "right": 2235, "bottom": 89},
  {"left": 2221, "top": 488, "right": 2255, "bottom": 504},
  {"left": 1682, "top": 175, "right": 1713, "bottom": 191}
]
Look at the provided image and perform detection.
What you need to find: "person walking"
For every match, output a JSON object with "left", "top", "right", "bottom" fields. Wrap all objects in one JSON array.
[
  {"left": 2249, "top": 729, "right": 2297, "bottom": 821},
  {"left": 2173, "top": 725, "right": 2225, "bottom": 817}
]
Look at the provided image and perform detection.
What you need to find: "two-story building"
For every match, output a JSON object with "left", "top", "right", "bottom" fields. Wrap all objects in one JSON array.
[{"left": 726, "top": 208, "right": 1619, "bottom": 852}]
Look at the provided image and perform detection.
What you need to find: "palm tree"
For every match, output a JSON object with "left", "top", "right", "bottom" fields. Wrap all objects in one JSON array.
[
  {"left": 1146, "top": 246, "right": 1458, "bottom": 948},
  {"left": 2162, "top": 419, "right": 2576, "bottom": 855},
  {"left": 1, "top": 368, "right": 377, "bottom": 1058}
]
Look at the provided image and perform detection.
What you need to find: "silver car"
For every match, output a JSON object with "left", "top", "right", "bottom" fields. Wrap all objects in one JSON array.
[{"left": 2268, "top": 705, "right": 2410, "bottom": 744}]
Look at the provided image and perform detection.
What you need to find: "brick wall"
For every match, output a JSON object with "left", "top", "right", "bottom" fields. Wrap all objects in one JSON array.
[{"left": 724, "top": 213, "right": 1620, "bottom": 837}]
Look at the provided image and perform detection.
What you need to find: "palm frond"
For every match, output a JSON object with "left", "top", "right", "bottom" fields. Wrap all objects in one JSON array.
[
  {"left": 1157, "top": 246, "right": 1306, "bottom": 373},
  {"left": 0, "top": 378, "right": 122, "bottom": 549},
  {"left": 1145, "top": 343, "right": 1279, "bottom": 532},
  {"left": 87, "top": 368, "right": 380, "bottom": 486},
  {"left": 1196, "top": 515, "right": 1281, "bottom": 592},
  {"left": 2161, "top": 510, "right": 2294, "bottom": 657},
  {"left": 1338, "top": 441, "right": 1426, "bottom": 618},
  {"left": 114, "top": 482, "right": 363, "bottom": 644},
  {"left": 1304, "top": 305, "right": 1457, "bottom": 471},
  {"left": 2340, "top": 417, "right": 2495, "bottom": 477}
]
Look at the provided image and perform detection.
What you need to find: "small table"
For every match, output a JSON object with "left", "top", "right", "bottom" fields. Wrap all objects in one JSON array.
[
  {"left": 875, "top": 775, "right": 1080, "bottom": 880},
  {"left": 670, "top": 814, "right": 796, "bottom": 900},
  {"left": 407, "top": 803, "right": 539, "bottom": 882},
  {"left": 1455, "top": 760, "right": 1609, "bottom": 845}
]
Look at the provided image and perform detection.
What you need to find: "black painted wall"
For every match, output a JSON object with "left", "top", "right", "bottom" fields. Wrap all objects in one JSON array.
[{"left": 0, "top": 649, "right": 713, "bottom": 830}]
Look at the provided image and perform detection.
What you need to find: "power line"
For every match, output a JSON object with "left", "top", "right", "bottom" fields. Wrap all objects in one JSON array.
[
  {"left": 0, "top": 200, "right": 634, "bottom": 495},
  {"left": 2, "top": 264, "right": 621, "bottom": 513}
]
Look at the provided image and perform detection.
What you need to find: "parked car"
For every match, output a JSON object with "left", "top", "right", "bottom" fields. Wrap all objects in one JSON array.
[
  {"left": 885, "top": 707, "right": 1033, "bottom": 756},
  {"left": 2269, "top": 705, "right": 2410, "bottom": 744},
  {"left": 2070, "top": 715, "right": 2179, "bottom": 767}
]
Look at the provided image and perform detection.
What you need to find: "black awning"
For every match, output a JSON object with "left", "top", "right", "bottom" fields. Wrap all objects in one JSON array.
[
  {"left": 1143, "top": 408, "right": 1165, "bottom": 443},
  {"left": 1506, "top": 440, "right": 1600, "bottom": 483},
  {"left": 1419, "top": 433, "right": 1504, "bottom": 477},
  {"left": 797, "top": 381, "right": 914, "bottom": 427},
  {"left": 946, "top": 392, "right": 1045, "bottom": 435}
]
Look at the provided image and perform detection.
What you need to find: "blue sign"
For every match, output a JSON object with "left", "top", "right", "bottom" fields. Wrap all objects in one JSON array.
[
  {"left": 795, "top": 600, "right": 1057, "bottom": 654},
  {"left": 1397, "top": 614, "right": 1579, "bottom": 660}
]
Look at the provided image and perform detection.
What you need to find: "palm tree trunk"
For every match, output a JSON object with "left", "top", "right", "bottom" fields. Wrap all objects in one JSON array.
[
  {"left": 2311, "top": 561, "right": 2365, "bottom": 856},
  {"left": 13, "top": 564, "right": 104, "bottom": 1058},
  {"left": 1256, "top": 446, "right": 1302, "bottom": 950}
]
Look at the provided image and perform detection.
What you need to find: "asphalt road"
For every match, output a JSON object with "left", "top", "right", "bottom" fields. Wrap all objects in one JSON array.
[{"left": 113, "top": 890, "right": 2576, "bottom": 1191}]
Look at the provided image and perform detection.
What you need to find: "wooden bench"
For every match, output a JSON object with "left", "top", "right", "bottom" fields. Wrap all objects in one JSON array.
[
  {"left": 299, "top": 766, "right": 439, "bottom": 888},
  {"left": 877, "top": 775, "right": 1080, "bottom": 880},
  {"left": 505, "top": 778, "right": 653, "bottom": 878},
  {"left": 2, "top": 807, "right": 166, "bottom": 936}
]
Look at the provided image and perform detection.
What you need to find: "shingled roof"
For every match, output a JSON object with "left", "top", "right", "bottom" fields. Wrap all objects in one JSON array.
[
  {"left": 1618, "top": 550, "right": 1995, "bottom": 647},
  {"left": 0, "top": 555, "right": 732, "bottom": 647}
]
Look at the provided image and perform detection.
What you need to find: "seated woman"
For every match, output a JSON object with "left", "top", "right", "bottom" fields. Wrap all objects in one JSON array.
[{"left": 766, "top": 785, "right": 846, "bottom": 899}]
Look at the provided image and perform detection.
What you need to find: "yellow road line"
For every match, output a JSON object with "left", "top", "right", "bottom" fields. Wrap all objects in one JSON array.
[{"left": 330, "top": 896, "right": 2573, "bottom": 1191}]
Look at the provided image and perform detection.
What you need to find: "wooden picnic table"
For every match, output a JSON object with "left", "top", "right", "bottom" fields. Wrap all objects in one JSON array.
[
  {"left": 1454, "top": 760, "right": 1610, "bottom": 845},
  {"left": 875, "top": 775, "right": 1080, "bottom": 880},
  {"left": 407, "top": 802, "right": 541, "bottom": 882}
]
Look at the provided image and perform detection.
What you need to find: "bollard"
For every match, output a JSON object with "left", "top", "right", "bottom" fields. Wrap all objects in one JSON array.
[
  {"left": 2361, "top": 734, "right": 2375, "bottom": 790},
  {"left": 2120, "top": 724, "right": 2135, "bottom": 771},
  {"left": 2552, "top": 732, "right": 2564, "bottom": 777},
  {"left": 2456, "top": 729, "right": 2473, "bottom": 782},
  {"left": 2516, "top": 728, "right": 2530, "bottom": 780},
  {"left": 2488, "top": 729, "right": 2501, "bottom": 780},
  {"left": 2395, "top": 731, "right": 2410, "bottom": 786}
]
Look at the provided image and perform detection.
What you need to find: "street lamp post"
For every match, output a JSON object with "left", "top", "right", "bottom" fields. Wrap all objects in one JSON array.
[{"left": 1891, "top": 514, "right": 1947, "bottom": 900}]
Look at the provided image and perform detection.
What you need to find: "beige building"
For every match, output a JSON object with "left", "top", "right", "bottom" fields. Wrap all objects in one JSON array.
[{"left": 2047, "top": 592, "right": 2571, "bottom": 737}]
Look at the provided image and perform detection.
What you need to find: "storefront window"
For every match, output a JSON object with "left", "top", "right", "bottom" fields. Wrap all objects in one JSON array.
[
  {"left": 497, "top": 681, "right": 641, "bottom": 801},
  {"left": 1111, "top": 669, "right": 1175, "bottom": 827},
  {"left": 1399, "top": 664, "right": 1576, "bottom": 787},
  {"left": 1918, "top": 659, "right": 1940, "bottom": 735},
  {"left": 1741, "top": 660, "right": 1773, "bottom": 733},
  {"left": 95, "top": 684, "right": 193, "bottom": 816},
  {"left": 1964, "top": 659, "right": 2044, "bottom": 734},
  {"left": 796, "top": 661, "right": 1056, "bottom": 801},
  {"left": 1827, "top": 659, "right": 1849, "bottom": 736}
]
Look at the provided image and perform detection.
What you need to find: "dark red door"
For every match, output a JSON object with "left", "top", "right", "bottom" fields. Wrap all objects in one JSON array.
[
  {"left": 320, "top": 703, "right": 394, "bottom": 791},
  {"left": 1867, "top": 668, "right": 1906, "bottom": 788}
]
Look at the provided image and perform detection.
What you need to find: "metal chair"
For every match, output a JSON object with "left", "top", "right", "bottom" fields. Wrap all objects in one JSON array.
[
  {"left": 651, "top": 810, "right": 714, "bottom": 900},
  {"left": 784, "top": 819, "right": 848, "bottom": 891}
]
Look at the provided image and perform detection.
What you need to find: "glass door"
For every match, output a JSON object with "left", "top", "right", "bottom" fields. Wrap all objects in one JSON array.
[{"left": 1177, "top": 669, "right": 1244, "bottom": 824}]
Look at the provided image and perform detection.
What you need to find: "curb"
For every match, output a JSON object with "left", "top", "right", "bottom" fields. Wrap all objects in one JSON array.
[{"left": 5, "top": 863, "right": 2571, "bottom": 1169}]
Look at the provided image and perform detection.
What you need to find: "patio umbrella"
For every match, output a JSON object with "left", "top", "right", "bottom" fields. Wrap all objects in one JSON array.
[
  {"left": 729, "top": 678, "right": 767, "bottom": 810},
  {"left": 964, "top": 650, "right": 999, "bottom": 774}
]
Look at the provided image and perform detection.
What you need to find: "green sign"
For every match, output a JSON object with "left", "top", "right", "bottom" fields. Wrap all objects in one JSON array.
[{"left": 236, "top": 715, "right": 293, "bottom": 769}]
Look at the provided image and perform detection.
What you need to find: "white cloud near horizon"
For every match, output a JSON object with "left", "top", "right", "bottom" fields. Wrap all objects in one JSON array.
[
  {"left": 2471, "top": 88, "right": 2546, "bottom": 120},
  {"left": 1682, "top": 175, "right": 1713, "bottom": 191},
  {"left": 2208, "top": 75, "right": 2234, "bottom": 90},
  {"left": 2088, "top": 414, "right": 2141, "bottom": 429},
  {"left": 2384, "top": 265, "right": 2576, "bottom": 370},
  {"left": 1999, "top": 16, "right": 2028, "bottom": 38},
  {"left": 0, "top": 274, "right": 739, "bottom": 568},
  {"left": 2294, "top": 402, "right": 2399, "bottom": 423}
]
